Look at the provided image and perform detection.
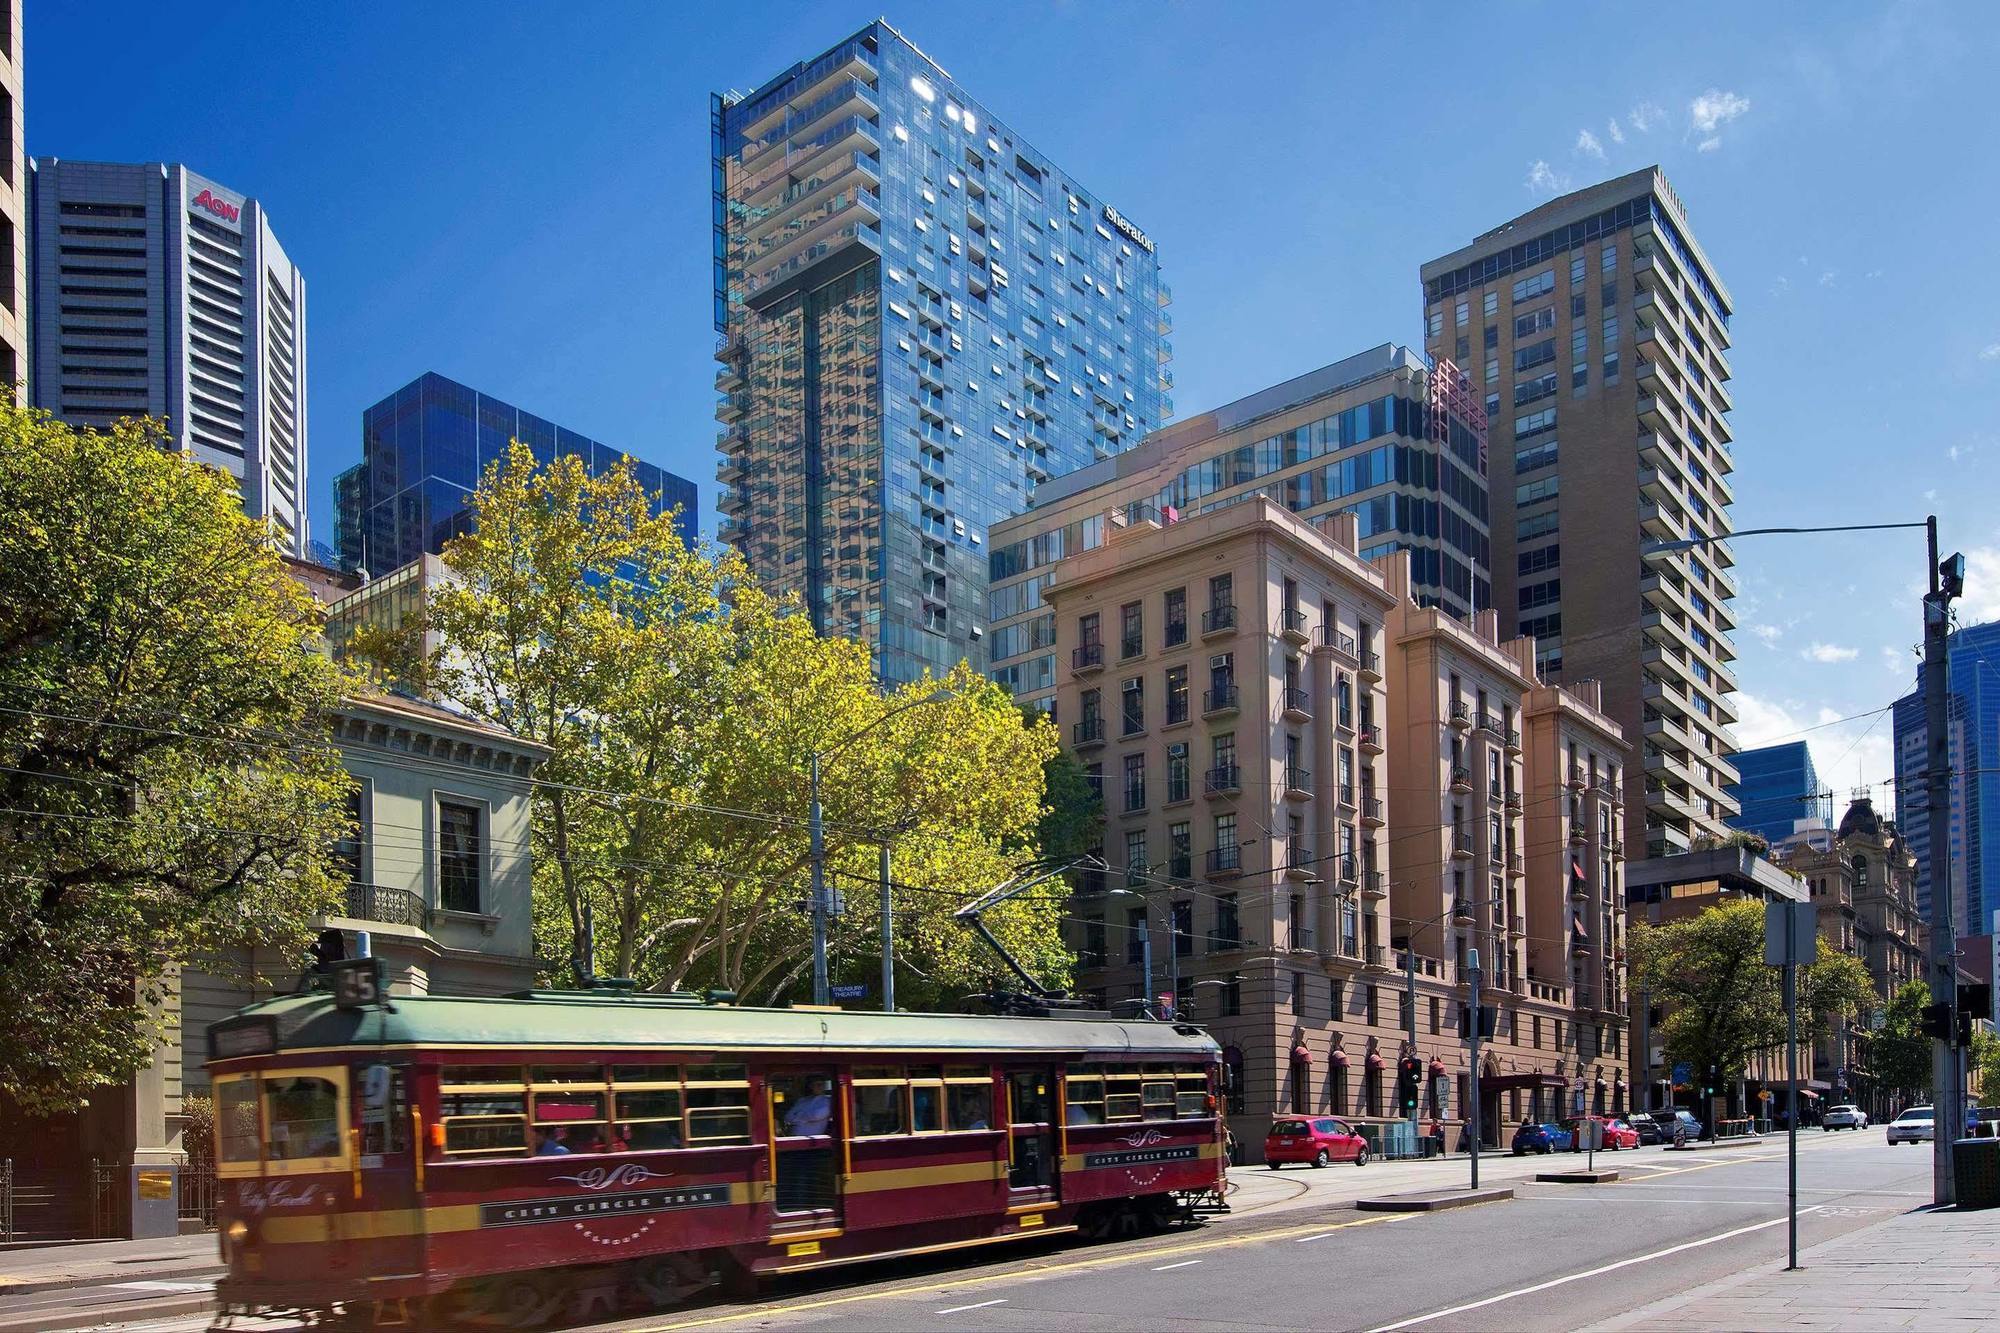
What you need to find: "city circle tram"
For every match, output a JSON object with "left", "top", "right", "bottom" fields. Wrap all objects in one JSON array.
[{"left": 206, "top": 983, "right": 1222, "bottom": 1326}]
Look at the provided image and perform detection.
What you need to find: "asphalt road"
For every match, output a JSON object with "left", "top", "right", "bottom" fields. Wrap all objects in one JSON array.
[{"left": 77, "top": 1130, "right": 1932, "bottom": 1333}]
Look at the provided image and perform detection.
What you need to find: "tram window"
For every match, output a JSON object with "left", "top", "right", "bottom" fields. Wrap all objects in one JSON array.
[
  {"left": 441, "top": 1065, "right": 522, "bottom": 1087},
  {"left": 439, "top": 1089, "right": 530, "bottom": 1157},
  {"left": 684, "top": 1064, "right": 752, "bottom": 1146},
  {"left": 264, "top": 1076, "right": 343, "bottom": 1161},
  {"left": 1141, "top": 1079, "right": 1177, "bottom": 1119},
  {"left": 771, "top": 1072, "right": 836, "bottom": 1138},
  {"left": 1010, "top": 1072, "right": 1053, "bottom": 1125},
  {"left": 908, "top": 1066, "right": 945, "bottom": 1133},
  {"left": 1065, "top": 1074, "right": 1106, "bottom": 1125},
  {"left": 1103, "top": 1070, "right": 1145, "bottom": 1122},
  {"left": 947, "top": 1083, "right": 993, "bottom": 1130},
  {"left": 853, "top": 1067, "right": 910, "bottom": 1137},
  {"left": 531, "top": 1065, "right": 602, "bottom": 1085},
  {"left": 1175, "top": 1071, "right": 1211, "bottom": 1118},
  {"left": 612, "top": 1064, "right": 682, "bottom": 1087},
  {"left": 614, "top": 1089, "right": 684, "bottom": 1151},
  {"left": 532, "top": 1091, "right": 606, "bottom": 1128},
  {"left": 216, "top": 1076, "right": 261, "bottom": 1165},
  {"left": 358, "top": 1068, "right": 409, "bottom": 1154}
]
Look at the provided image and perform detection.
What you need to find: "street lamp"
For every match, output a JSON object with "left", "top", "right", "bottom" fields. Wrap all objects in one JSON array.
[
  {"left": 1396, "top": 895, "right": 1507, "bottom": 1186},
  {"left": 1644, "top": 515, "right": 1965, "bottom": 1207},
  {"left": 806, "top": 686, "right": 960, "bottom": 1007}
]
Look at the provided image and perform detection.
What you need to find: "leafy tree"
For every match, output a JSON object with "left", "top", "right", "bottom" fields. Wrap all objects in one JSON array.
[
  {"left": 1629, "top": 899, "right": 1879, "bottom": 1091},
  {"left": 1867, "top": 980, "right": 1934, "bottom": 1103},
  {"left": 1033, "top": 737, "right": 1104, "bottom": 863},
  {"left": 0, "top": 408, "right": 354, "bottom": 1113},
  {"left": 370, "top": 443, "right": 1066, "bottom": 1006},
  {"left": 1972, "top": 1026, "right": 2000, "bottom": 1107}
]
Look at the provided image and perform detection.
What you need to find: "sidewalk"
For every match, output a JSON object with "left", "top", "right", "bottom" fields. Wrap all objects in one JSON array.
[
  {"left": 0, "top": 1233, "right": 218, "bottom": 1295},
  {"left": 1590, "top": 1204, "right": 2000, "bottom": 1331}
]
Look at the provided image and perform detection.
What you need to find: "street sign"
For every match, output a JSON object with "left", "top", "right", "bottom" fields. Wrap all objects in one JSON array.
[
  {"left": 1672, "top": 1061, "right": 1692, "bottom": 1086},
  {"left": 829, "top": 983, "right": 867, "bottom": 1001},
  {"left": 330, "top": 956, "right": 382, "bottom": 1010},
  {"left": 1764, "top": 899, "right": 1815, "bottom": 967}
]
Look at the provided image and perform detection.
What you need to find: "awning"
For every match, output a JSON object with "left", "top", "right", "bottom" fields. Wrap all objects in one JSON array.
[
  {"left": 1571, "top": 917, "right": 1588, "bottom": 940},
  {"left": 1481, "top": 1072, "right": 1566, "bottom": 1093},
  {"left": 1292, "top": 1044, "right": 1311, "bottom": 1064},
  {"left": 1331, "top": 1050, "right": 1350, "bottom": 1067},
  {"left": 1570, "top": 858, "right": 1586, "bottom": 880},
  {"left": 1365, "top": 1052, "right": 1384, "bottom": 1069},
  {"left": 1428, "top": 1057, "right": 1448, "bottom": 1077}
]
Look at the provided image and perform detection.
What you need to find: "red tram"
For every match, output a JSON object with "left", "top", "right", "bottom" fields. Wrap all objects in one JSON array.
[{"left": 206, "top": 986, "right": 1223, "bottom": 1325}]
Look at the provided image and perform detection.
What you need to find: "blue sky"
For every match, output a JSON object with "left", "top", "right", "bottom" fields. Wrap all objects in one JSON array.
[{"left": 28, "top": 1, "right": 2000, "bottom": 813}]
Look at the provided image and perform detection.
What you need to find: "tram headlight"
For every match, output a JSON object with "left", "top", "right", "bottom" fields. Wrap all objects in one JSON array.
[{"left": 222, "top": 1218, "right": 250, "bottom": 1261}]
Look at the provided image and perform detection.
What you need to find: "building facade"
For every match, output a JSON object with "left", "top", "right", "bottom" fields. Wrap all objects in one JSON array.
[
  {"left": 0, "top": 1, "right": 22, "bottom": 399},
  {"left": 987, "top": 345, "right": 1490, "bottom": 712},
  {"left": 711, "top": 21, "right": 1171, "bottom": 684},
  {"left": 1045, "top": 497, "right": 1626, "bottom": 1150},
  {"left": 1421, "top": 168, "right": 1739, "bottom": 859},
  {"left": 1727, "top": 740, "right": 1829, "bottom": 846},
  {"left": 332, "top": 370, "right": 697, "bottom": 576},
  {"left": 1893, "top": 618, "right": 2000, "bottom": 927},
  {"left": 27, "top": 159, "right": 308, "bottom": 554}
]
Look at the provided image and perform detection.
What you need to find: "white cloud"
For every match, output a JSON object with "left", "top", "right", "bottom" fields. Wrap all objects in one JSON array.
[
  {"left": 1956, "top": 547, "right": 2000, "bottom": 624},
  {"left": 1525, "top": 160, "right": 1569, "bottom": 194},
  {"left": 1735, "top": 693, "right": 1899, "bottom": 805},
  {"left": 1629, "top": 101, "right": 1664, "bottom": 132},
  {"left": 1576, "top": 128, "right": 1606, "bottom": 160},
  {"left": 1690, "top": 89, "right": 1752, "bottom": 132},
  {"left": 1924, "top": 488, "right": 1938, "bottom": 501},
  {"left": 1947, "top": 442, "right": 1975, "bottom": 463},
  {"left": 1697, "top": 136, "right": 1722, "bottom": 152},
  {"left": 1804, "top": 642, "right": 1859, "bottom": 663},
  {"left": 1882, "top": 644, "right": 1912, "bottom": 675},
  {"left": 1748, "top": 623, "right": 1784, "bottom": 646},
  {"left": 1818, "top": 270, "right": 1838, "bottom": 287},
  {"left": 1980, "top": 343, "right": 2000, "bottom": 361},
  {"left": 1607, "top": 118, "right": 1625, "bottom": 144}
]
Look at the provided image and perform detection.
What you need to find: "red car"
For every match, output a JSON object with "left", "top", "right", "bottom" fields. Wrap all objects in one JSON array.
[
  {"left": 1265, "top": 1116, "right": 1371, "bottom": 1168},
  {"left": 1565, "top": 1115, "right": 1640, "bottom": 1150}
]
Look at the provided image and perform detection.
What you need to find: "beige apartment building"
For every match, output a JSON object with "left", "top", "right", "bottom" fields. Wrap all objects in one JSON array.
[
  {"left": 1421, "top": 168, "right": 1738, "bottom": 860},
  {"left": 0, "top": 1, "right": 23, "bottom": 396},
  {"left": 1045, "top": 496, "right": 1629, "bottom": 1152}
]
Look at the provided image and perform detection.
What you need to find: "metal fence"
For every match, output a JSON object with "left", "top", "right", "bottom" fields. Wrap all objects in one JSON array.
[
  {"left": 88, "top": 1160, "right": 120, "bottom": 1239},
  {"left": 178, "top": 1160, "right": 218, "bottom": 1229},
  {"left": 1, "top": 1159, "right": 12, "bottom": 1242}
]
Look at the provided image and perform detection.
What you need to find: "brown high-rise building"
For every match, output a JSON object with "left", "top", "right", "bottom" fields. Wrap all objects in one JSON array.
[{"left": 1421, "top": 168, "right": 1738, "bottom": 860}]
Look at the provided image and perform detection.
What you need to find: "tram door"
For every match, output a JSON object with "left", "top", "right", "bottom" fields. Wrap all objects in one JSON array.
[
  {"left": 766, "top": 1069, "right": 839, "bottom": 1230},
  {"left": 1007, "top": 1069, "right": 1058, "bottom": 1202},
  {"left": 351, "top": 1063, "right": 424, "bottom": 1270}
]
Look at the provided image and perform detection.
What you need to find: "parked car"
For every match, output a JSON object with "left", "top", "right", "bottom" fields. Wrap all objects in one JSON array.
[
  {"left": 1265, "top": 1116, "right": 1371, "bottom": 1168},
  {"left": 1512, "top": 1121, "right": 1575, "bottom": 1155},
  {"left": 1600, "top": 1117, "right": 1642, "bottom": 1149},
  {"left": 1822, "top": 1104, "right": 1868, "bottom": 1131},
  {"left": 1629, "top": 1112, "right": 1665, "bottom": 1145},
  {"left": 1558, "top": 1115, "right": 1639, "bottom": 1150},
  {"left": 1887, "top": 1106, "right": 1934, "bottom": 1144},
  {"left": 1654, "top": 1108, "right": 1703, "bottom": 1143}
]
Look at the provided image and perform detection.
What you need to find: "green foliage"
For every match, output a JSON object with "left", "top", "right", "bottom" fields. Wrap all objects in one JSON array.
[
  {"left": 1973, "top": 1026, "right": 2000, "bottom": 1106},
  {"left": 1867, "top": 980, "right": 1935, "bottom": 1101},
  {"left": 1628, "top": 899, "right": 1879, "bottom": 1085},
  {"left": 181, "top": 1093, "right": 216, "bottom": 1167},
  {"left": 379, "top": 443, "right": 1067, "bottom": 1007},
  {"left": 0, "top": 408, "right": 355, "bottom": 1113},
  {"left": 1033, "top": 736, "right": 1103, "bottom": 863}
]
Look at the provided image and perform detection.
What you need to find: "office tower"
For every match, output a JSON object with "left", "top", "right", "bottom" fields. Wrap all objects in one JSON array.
[
  {"left": 27, "top": 160, "right": 308, "bottom": 555},
  {"left": 1726, "top": 740, "right": 1830, "bottom": 845},
  {"left": 332, "top": 371, "right": 698, "bottom": 577},
  {"left": 1893, "top": 618, "right": 2000, "bottom": 926},
  {"left": 711, "top": 21, "right": 1171, "bottom": 684},
  {"left": 0, "top": 2, "right": 22, "bottom": 399},
  {"left": 987, "top": 345, "right": 1490, "bottom": 711},
  {"left": 1421, "top": 167, "right": 1738, "bottom": 860}
]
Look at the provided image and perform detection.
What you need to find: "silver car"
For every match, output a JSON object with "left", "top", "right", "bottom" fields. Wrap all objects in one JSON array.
[
  {"left": 1887, "top": 1106, "right": 1933, "bottom": 1144},
  {"left": 1822, "top": 1104, "right": 1868, "bottom": 1130}
]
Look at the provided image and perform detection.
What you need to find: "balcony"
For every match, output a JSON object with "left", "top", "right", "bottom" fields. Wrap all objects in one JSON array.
[
  {"left": 1204, "top": 764, "right": 1241, "bottom": 798},
  {"left": 1506, "top": 851, "right": 1524, "bottom": 878},
  {"left": 1336, "top": 857, "right": 1359, "bottom": 890},
  {"left": 1201, "top": 604, "right": 1238, "bottom": 637},
  {"left": 339, "top": 883, "right": 431, "bottom": 931},
  {"left": 1511, "top": 913, "right": 1527, "bottom": 937},
  {"left": 1451, "top": 899, "right": 1474, "bottom": 926},
  {"left": 1207, "top": 845, "right": 1243, "bottom": 877},
  {"left": 1071, "top": 717, "right": 1105, "bottom": 749},
  {"left": 1280, "top": 686, "right": 1312, "bottom": 721},
  {"left": 1503, "top": 790, "right": 1523, "bottom": 813},
  {"left": 1280, "top": 607, "right": 1310, "bottom": 644},
  {"left": 1358, "top": 649, "right": 1382, "bottom": 682},
  {"left": 1282, "top": 767, "right": 1313, "bottom": 799},
  {"left": 1322, "top": 625, "right": 1358, "bottom": 657},
  {"left": 1363, "top": 871, "right": 1387, "bottom": 900},
  {"left": 1448, "top": 701, "right": 1471, "bottom": 732},
  {"left": 1072, "top": 642, "right": 1104, "bottom": 674},
  {"left": 1203, "top": 685, "right": 1240, "bottom": 717},
  {"left": 1451, "top": 831, "right": 1474, "bottom": 861},
  {"left": 1477, "top": 712, "right": 1503, "bottom": 737},
  {"left": 1365, "top": 943, "right": 1391, "bottom": 972},
  {"left": 1505, "top": 728, "right": 1522, "bottom": 755},
  {"left": 1569, "top": 824, "right": 1588, "bottom": 846},
  {"left": 1567, "top": 765, "right": 1587, "bottom": 790},
  {"left": 1449, "top": 766, "right": 1473, "bottom": 794},
  {"left": 1360, "top": 796, "right": 1385, "bottom": 827},
  {"left": 1357, "top": 727, "right": 1383, "bottom": 755}
]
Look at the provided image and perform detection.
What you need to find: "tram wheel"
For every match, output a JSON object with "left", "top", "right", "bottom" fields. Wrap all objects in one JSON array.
[
  {"left": 461, "top": 1274, "right": 562, "bottom": 1329},
  {"left": 633, "top": 1253, "right": 716, "bottom": 1309}
]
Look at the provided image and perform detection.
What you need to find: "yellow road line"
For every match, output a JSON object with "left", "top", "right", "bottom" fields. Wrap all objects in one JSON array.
[{"left": 635, "top": 1212, "right": 1411, "bottom": 1331}]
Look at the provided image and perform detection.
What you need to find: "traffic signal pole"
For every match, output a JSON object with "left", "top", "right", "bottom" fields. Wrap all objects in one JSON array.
[{"left": 1924, "top": 516, "right": 1964, "bottom": 1206}]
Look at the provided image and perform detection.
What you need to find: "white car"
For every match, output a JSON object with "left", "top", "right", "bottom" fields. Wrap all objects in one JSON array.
[
  {"left": 1887, "top": 1106, "right": 1934, "bottom": 1144},
  {"left": 1822, "top": 1104, "right": 1868, "bottom": 1131}
]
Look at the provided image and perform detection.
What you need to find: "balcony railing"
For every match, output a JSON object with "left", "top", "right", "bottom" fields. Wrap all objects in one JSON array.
[
  {"left": 1357, "top": 727, "right": 1383, "bottom": 751},
  {"left": 1450, "top": 765, "right": 1472, "bottom": 790},
  {"left": 1204, "top": 764, "right": 1241, "bottom": 796},
  {"left": 341, "top": 883, "right": 430, "bottom": 931},
  {"left": 1072, "top": 718, "right": 1104, "bottom": 746},
  {"left": 1449, "top": 701, "right": 1471, "bottom": 728},
  {"left": 1207, "top": 845, "right": 1243, "bottom": 875},
  {"left": 1324, "top": 626, "right": 1358, "bottom": 656},
  {"left": 1358, "top": 649, "right": 1381, "bottom": 676},
  {"left": 1280, "top": 607, "right": 1309, "bottom": 640},
  {"left": 1202, "top": 604, "right": 1238, "bottom": 635},
  {"left": 1281, "top": 686, "right": 1312, "bottom": 717},
  {"left": 1361, "top": 795, "right": 1383, "bottom": 823},
  {"left": 1072, "top": 642, "right": 1104, "bottom": 671},
  {"left": 1478, "top": 712, "right": 1503, "bottom": 736},
  {"left": 1363, "top": 870, "right": 1386, "bottom": 898},
  {"left": 1121, "top": 711, "right": 1145, "bottom": 737},
  {"left": 1283, "top": 766, "right": 1313, "bottom": 796},
  {"left": 1203, "top": 686, "right": 1240, "bottom": 714}
]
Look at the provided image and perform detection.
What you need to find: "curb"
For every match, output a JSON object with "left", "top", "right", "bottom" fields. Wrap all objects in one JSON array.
[
  {"left": 0, "top": 1293, "right": 212, "bottom": 1333},
  {"left": 1536, "top": 1169, "right": 1620, "bottom": 1183},
  {"left": 0, "top": 1264, "right": 222, "bottom": 1297},
  {"left": 1356, "top": 1186, "right": 1514, "bottom": 1212}
]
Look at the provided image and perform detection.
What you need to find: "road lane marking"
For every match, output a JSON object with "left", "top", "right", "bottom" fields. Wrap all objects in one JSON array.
[
  {"left": 1363, "top": 1207, "right": 1822, "bottom": 1332},
  {"left": 1152, "top": 1259, "right": 1202, "bottom": 1270},
  {"left": 637, "top": 1213, "right": 1410, "bottom": 1330},
  {"left": 937, "top": 1298, "right": 1009, "bottom": 1314}
]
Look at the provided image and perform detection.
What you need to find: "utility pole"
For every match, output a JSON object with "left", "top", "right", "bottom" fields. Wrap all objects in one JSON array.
[
  {"left": 1139, "top": 915, "right": 1154, "bottom": 1019},
  {"left": 1405, "top": 944, "right": 1420, "bottom": 1142},
  {"left": 1925, "top": 516, "right": 1965, "bottom": 1206},
  {"left": 1167, "top": 905, "right": 1181, "bottom": 1018},
  {"left": 1784, "top": 915, "right": 1801, "bottom": 1270},
  {"left": 879, "top": 842, "right": 895, "bottom": 1013},
  {"left": 1468, "top": 946, "right": 1482, "bottom": 1189},
  {"left": 808, "top": 752, "right": 830, "bottom": 1006}
]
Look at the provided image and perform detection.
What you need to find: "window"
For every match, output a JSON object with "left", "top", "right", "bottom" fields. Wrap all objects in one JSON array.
[
  {"left": 1214, "top": 894, "right": 1240, "bottom": 950},
  {"left": 1483, "top": 325, "right": 1498, "bottom": 350},
  {"left": 1166, "top": 743, "right": 1190, "bottom": 804},
  {"left": 264, "top": 1072, "right": 345, "bottom": 1164},
  {"left": 1514, "top": 339, "right": 1556, "bottom": 373},
  {"left": 1123, "top": 754, "right": 1146, "bottom": 814},
  {"left": 1455, "top": 299, "right": 1469, "bottom": 327},
  {"left": 439, "top": 1066, "right": 531, "bottom": 1157},
  {"left": 333, "top": 785, "right": 366, "bottom": 884},
  {"left": 1514, "top": 372, "right": 1557, "bottom": 406},
  {"left": 1427, "top": 310, "right": 1444, "bottom": 337},
  {"left": 1516, "top": 476, "right": 1559, "bottom": 506},
  {"left": 1515, "top": 441, "right": 1557, "bottom": 474},
  {"left": 1120, "top": 601, "right": 1143, "bottom": 658},
  {"left": 1121, "top": 677, "right": 1144, "bottom": 734},
  {"left": 1207, "top": 572, "right": 1232, "bottom": 613},
  {"left": 216, "top": 1077, "right": 262, "bottom": 1166},
  {"left": 1164, "top": 587, "right": 1187, "bottom": 646},
  {"left": 1511, "top": 269, "right": 1555, "bottom": 303},
  {"left": 1485, "top": 357, "right": 1499, "bottom": 385},
  {"left": 1082, "top": 918, "right": 1106, "bottom": 966},
  {"left": 1165, "top": 666, "right": 1189, "bottom": 724},
  {"left": 437, "top": 800, "right": 483, "bottom": 913},
  {"left": 1067, "top": 1065, "right": 1208, "bottom": 1125},
  {"left": 1455, "top": 334, "right": 1469, "bottom": 361},
  {"left": 1513, "top": 306, "right": 1555, "bottom": 338},
  {"left": 1515, "top": 407, "right": 1557, "bottom": 440},
  {"left": 1172, "top": 900, "right": 1193, "bottom": 957},
  {"left": 1483, "top": 291, "right": 1498, "bottom": 317},
  {"left": 1519, "top": 579, "right": 1561, "bottom": 610}
]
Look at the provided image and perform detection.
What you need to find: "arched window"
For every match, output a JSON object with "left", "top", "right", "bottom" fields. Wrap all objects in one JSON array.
[{"left": 1852, "top": 855, "right": 1870, "bottom": 889}]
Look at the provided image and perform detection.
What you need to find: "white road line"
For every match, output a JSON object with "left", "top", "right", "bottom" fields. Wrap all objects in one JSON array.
[
  {"left": 1363, "top": 1207, "right": 1821, "bottom": 1332},
  {"left": 1152, "top": 1258, "right": 1203, "bottom": 1271},
  {"left": 937, "top": 1297, "right": 1010, "bottom": 1315},
  {"left": 108, "top": 1279, "right": 217, "bottom": 1293}
]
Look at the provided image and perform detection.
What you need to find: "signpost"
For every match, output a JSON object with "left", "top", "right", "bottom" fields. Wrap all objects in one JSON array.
[
  {"left": 1765, "top": 898, "right": 1814, "bottom": 1271},
  {"left": 829, "top": 983, "right": 867, "bottom": 1002}
]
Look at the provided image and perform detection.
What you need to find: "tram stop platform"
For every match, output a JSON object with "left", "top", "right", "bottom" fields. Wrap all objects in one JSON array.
[{"left": 1355, "top": 1185, "right": 1514, "bottom": 1212}]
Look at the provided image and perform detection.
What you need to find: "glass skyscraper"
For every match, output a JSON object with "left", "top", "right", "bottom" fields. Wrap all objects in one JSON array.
[
  {"left": 1724, "top": 740, "right": 1827, "bottom": 845},
  {"left": 1893, "top": 618, "right": 2000, "bottom": 927},
  {"left": 333, "top": 371, "right": 697, "bottom": 576},
  {"left": 711, "top": 21, "right": 1171, "bottom": 685}
]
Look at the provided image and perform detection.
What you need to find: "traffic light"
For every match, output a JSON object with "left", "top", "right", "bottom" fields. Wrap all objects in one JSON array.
[
  {"left": 1958, "top": 1007, "right": 1975, "bottom": 1050},
  {"left": 1922, "top": 1002, "right": 1954, "bottom": 1042},
  {"left": 1397, "top": 1057, "right": 1422, "bottom": 1114},
  {"left": 1703, "top": 1064, "right": 1719, "bottom": 1098}
]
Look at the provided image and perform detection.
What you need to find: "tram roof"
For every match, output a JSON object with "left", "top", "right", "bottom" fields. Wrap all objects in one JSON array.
[{"left": 209, "top": 989, "right": 1220, "bottom": 1065}]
